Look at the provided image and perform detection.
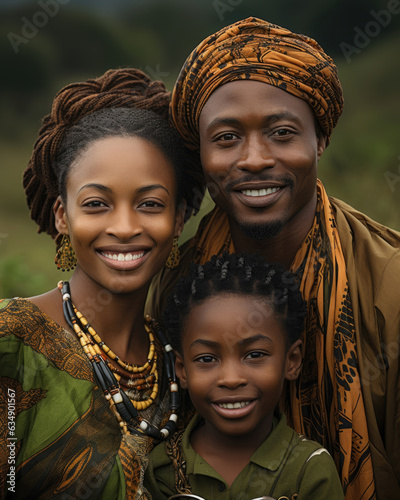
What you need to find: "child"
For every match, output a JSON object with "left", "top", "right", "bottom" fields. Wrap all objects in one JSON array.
[{"left": 145, "top": 253, "right": 344, "bottom": 499}]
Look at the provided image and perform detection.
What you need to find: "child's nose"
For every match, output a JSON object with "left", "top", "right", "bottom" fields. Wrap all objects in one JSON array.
[{"left": 217, "top": 360, "right": 247, "bottom": 389}]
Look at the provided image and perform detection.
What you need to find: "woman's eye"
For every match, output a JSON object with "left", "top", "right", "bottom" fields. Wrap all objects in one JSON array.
[
  {"left": 84, "top": 200, "right": 106, "bottom": 208},
  {"left": 139, "top": 200, "right": 164, "bottom": 208}
]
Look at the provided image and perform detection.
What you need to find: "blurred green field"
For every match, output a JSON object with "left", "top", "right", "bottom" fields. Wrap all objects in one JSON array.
[{"left": 1, "top": 5, "right": 399, "bottom": 298}]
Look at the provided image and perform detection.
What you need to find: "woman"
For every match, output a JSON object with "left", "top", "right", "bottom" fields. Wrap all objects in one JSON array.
[{"left": 0, "top": 68, "right": 204, "bottom": 499}]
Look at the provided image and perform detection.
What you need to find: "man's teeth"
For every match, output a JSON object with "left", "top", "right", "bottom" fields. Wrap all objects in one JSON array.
[
  {"left": 217, "top": 401, "right": 251, "bottom": 409},
  {"left": 241, "top": 187, "right": 279, "bottom": 197},
  {"left": 102, "top": 252, "right": 145, "bottom": 262}
]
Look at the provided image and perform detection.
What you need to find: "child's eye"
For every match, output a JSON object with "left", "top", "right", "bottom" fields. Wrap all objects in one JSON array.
[
  {"left": 196, "top": 355, "right": 216, "bottom": 363},
  {"left": 245, "top": 351, "right": 266, "bottom": 360}
]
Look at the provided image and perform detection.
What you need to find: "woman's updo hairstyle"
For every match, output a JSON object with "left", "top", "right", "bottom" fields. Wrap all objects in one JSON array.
[{"left": 23, "top": 68, "right": 205, "bottom": 238}]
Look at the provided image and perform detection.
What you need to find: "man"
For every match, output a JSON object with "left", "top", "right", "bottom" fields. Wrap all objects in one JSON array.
[{"left": 147, "top": 17, "right": 400, "bottom": 500}]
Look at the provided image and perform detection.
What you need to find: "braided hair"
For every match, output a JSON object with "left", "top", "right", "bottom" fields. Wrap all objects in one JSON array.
[
  {"left": 23, "top": 68, "right": 205, "bottom": 238},
  {"left": 163, "top": 253, "right": 307, "bottom": 354}
]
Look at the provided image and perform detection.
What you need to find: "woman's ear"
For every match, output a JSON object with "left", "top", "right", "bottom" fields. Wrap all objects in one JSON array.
[
  {"left": 285, "top": 339, "right": 303, "bottom": 381},
  {"left": 175, "top": 352, "right": 188, "bottom": 390},
  {"left": 53, "top": 196, "right": 69, "bottom": 235},
  {"left": 174, "top": 200, "right": 186, "bottom": 238}
]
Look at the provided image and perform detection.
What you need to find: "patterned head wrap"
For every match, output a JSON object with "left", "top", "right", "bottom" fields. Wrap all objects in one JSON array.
[{"left": 171, "top": 17, "right": 344, "bottom": 149}]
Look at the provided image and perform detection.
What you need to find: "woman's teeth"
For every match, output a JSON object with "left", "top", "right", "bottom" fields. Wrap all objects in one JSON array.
[
  {"left": 241, "top": 187, "right": 279, "bottom": 197},
  {"left": 102, "top": 251, "right": 145, "bottom": 262},
  {"left": 217, "top": 401, "right": 251, "bottom": 409}
]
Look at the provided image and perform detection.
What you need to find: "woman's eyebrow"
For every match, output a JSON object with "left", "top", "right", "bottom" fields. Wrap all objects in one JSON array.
[
  {"left": 136, "top": 184, "right": 170, "bottom": 196},
  {"left": 77, "top": 183, "right": 170, "bottom": 195},
  {"left": 78, "top": 183, "right": 111, "bottom": 194}
]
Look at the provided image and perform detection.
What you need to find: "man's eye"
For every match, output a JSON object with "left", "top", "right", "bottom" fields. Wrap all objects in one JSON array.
[
  {"left": 274, "top": 128, "right": 291, "bottom": 136},
  {"left": 217, "top": 133, "right": 238, "bottom": 141}
]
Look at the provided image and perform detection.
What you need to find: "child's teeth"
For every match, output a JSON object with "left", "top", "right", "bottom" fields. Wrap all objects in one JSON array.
[{"left": 218, "top": 401, "right": 250, "bottom": 409}]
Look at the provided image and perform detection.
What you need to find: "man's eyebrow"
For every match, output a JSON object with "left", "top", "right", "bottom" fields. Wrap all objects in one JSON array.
[
  {"left": 206, "top": 117, "right": 241, "bottom": 129},
  {"left": 206, "top": 112, "right": 301, "bottom": 130}
]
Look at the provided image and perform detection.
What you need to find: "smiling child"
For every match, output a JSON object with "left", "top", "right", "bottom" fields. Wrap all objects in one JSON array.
[{"left": 145, "top": 253, "right": 344, "bottom": 499}]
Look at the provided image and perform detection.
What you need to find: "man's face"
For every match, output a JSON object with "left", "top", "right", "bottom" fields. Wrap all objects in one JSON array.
[{"left": 198, "top": 80, "right": 325, "bottom": 241}]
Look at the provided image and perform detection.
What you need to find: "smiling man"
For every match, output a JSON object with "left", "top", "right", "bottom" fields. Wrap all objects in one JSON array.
[{"left": 147, "top": 17, "right": 400, "bottom": 500}]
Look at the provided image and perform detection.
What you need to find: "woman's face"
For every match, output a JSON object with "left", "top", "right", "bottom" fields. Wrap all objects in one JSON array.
[{"left": 55, "top": 136, "right": 184, "bottom": 295}]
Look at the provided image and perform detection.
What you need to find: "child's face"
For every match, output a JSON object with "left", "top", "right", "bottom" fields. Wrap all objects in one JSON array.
[{"left": 175, "top": 294, "right": 302, "bottom": 440}]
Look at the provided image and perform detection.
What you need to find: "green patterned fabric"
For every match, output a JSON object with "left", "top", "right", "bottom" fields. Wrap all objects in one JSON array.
[{"left": 0, "top": 298, "right": 168, "bottom": 499}]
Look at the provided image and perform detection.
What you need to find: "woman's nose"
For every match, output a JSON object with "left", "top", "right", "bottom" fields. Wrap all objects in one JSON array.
[{"left": 106, "top": 207, "right": 143, "bottom": 240}]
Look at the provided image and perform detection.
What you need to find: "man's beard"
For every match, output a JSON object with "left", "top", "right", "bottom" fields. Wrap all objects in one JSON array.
[{"left": 238, "top": 220, "right": 285, "bottom": 241}]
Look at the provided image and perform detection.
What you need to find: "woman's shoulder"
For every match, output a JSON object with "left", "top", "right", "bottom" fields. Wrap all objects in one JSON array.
[
  {"left": 0, "top": 295, "right": 66, "bottom": 353},
  {"left": 0, "top": 297, "right": 42, "bottom": 323},
  {"left": 0, "top": 296, "right": 93, "bottom": 381},
  {"left": 0, "top": 296, "right": 58, "bottom": 332}
]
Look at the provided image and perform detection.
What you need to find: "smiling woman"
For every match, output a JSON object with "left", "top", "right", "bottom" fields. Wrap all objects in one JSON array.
[
  {"left": 54, "top": 133, "right": 182, "bottom": 296},
  {"left": 0, "top": 68, "right": 204, "bottom": 499}
]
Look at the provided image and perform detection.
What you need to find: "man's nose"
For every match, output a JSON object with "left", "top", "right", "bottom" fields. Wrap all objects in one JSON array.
[{"left": 236, "top": 134, "right": 276, "bottom": 173}]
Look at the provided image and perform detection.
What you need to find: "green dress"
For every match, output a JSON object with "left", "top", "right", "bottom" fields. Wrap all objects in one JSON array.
[{"left": 0, "top": 298, "right": 169, "bottom": 499}]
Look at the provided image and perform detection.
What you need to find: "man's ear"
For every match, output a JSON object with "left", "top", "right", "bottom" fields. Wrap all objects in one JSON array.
[
  {"left": 175, "top": 352, "right": 188, "bottom": 390},
  {"left": 174, "top": 200, "right": 186, "bottom": 238},
  {"left": 285, "top": 339, "right": 303, "bottom": 381},
  {"left": 53, "top": 196, "right": 69, "bottom": 235}
]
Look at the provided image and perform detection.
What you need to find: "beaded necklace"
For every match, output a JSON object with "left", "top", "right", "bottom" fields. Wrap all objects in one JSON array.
[{"left": 58, "top": 281, "right": 180, "bottom": 440}]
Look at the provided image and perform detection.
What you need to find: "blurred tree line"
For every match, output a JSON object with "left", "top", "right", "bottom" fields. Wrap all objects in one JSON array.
[{"left": 1, "top": 0, "right": 397, "bottom": 137}]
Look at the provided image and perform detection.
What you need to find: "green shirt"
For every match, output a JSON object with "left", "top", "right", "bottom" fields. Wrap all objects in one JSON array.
[{"left": 145, "top": 411, "right": 344, "bottom": 500}]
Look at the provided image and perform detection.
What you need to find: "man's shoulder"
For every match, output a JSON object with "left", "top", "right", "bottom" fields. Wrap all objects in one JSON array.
[
  {"left": 330, "top": 196, "right": 400, "bottom": 315},
  {"left": 330, "top": 196, "right": 400, "bottom": 248}
]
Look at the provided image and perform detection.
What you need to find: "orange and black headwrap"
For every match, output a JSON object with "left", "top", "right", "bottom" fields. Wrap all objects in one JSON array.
[{"left": 171, "top": 17, "right": 344, "bottom": 150}]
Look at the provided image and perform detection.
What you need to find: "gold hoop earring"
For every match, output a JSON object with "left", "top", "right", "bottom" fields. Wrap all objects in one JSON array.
[
  {"left": 55, "top": 234, "right": 77, "bottom": 272},
  {"left": 165, "top": 237, "right": 180, "bottom": 269}
]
